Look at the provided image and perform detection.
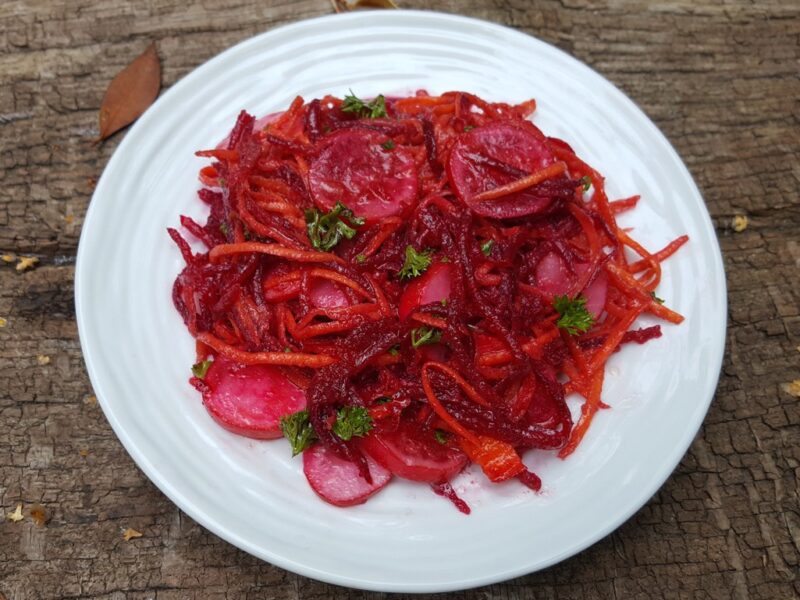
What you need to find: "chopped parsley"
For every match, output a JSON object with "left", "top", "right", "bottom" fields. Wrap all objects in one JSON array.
[
  {"left": 305, "top": 201, "right": 365, "bottom": 251},
  {"left": 650, "top": 291, "right": 665, "bottom": 304},
  {"left": 463, "top": 125, "right": 475, "bottom": 132},
  {"left": 332, "top": 406, "right": 373, "bottom": 441},
  {"left": 481, "top": 239, "right": 495, "bottom": 256},
  {"left": 219, "top": 222, "right": 230, "bottom": 238},
  {"left": 374, "top": 396, "right": 391, "bottom": 405},
  {"left": 280, "top": 410, "right": 318, "bottom": 456},
  {"left": 553, "top": 294, "right": 595, "bottom": 335},
  {"left": 341, "top": 91, "right": 388, "bottom": 119},
  {"left": 388, "top": 345, "right": 400, "bottom": 356},
  {"left": 434, "top": 429, "right": 449, "bottom": 445},
  {"left": 381, "top": 139, "right": 396, "bottom": 150},
  {"left": 191, "top": 359, "right": 213, "bottom": 379},
  {"left": 580, "top": 175, "right": 592, "bottom": 191},
  {"left": 410, "top": 326, "right": 442, "bottom": 348},
  {"left": 398, "top": 245, "right": 432, "bottom": 280},
  {"left": 356, "top": 253, "right": 366, "bottom": 264}
]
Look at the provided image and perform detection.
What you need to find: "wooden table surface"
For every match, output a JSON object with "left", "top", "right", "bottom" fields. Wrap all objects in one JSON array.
[{"left": 1, "top": 1, "right": 798, "bottom": 598}]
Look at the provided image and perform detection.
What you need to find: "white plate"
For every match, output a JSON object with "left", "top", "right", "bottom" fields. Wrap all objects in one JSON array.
[{"left": 76, "top": 10, "right": 726, "bottom": 593}]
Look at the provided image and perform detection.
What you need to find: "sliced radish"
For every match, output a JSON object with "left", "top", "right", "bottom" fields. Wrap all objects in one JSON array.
[
  {"left": 448, "top": 122, "right": 562, "bottom": 218},
  {"left": 360, "top": 420, "right": 468, "bottom": 483},
  {"left": 303, "top": 444, "right": 392, "bottom": 507},
  {"left": 202, "top": 357, "right": 306, "bottom": 439},
  {"left": 309, "top": 129, "right": 418, "bottom": 221},
  {"left": 309, "top": 278, "right": 351, "bottom": 310},
  {"left": 583, "top": 273, "right": 608, "bottom": 318},
  {"left": 535, "top": 252, "right": 572, "bottom": 296},
  {"left": 398, "top": 262, "right": 452, "bottom": 321}
]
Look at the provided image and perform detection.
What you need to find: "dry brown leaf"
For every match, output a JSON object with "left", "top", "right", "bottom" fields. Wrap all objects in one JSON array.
[
  {"left": 353, "top": 0, "right": 399, "bottom": 7},
  {"left": 97, "top": 42, "right": 161, "bottom": 142},
  {"left": 29, "top": 505, "right": 47, "bottom": 527},
  {"left": 84, "top": 394, "right": 97, "bottom": 405},
  {"left": 79, "top": 448, "right": 89, "bottom": 457},
  {"left": 0, "top": 317, "right": 6, "bottom": 328},
  {"left": 1, "top": 254, "right": 15, "bottom": 263},
  {"left": 331, "top": 0, "right": 398, "bottom": 11},
  {"left": 37, "top": 355, "right": 51, "bottom": 365},
  {"left": 782, "top": 379, "right": 800, "bottom": 397},
  {"left": 732, "top": 215, "right": 748, "bottom": 232},
  {"left": 123, "top": 527, "right": 143, "bottom": 541},
  {"left": 7, "top": 504, "right": 23, "bottom": 523}
]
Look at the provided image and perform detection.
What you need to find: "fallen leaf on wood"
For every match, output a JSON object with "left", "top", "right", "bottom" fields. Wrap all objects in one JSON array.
[
  {"left": 0, "top": 317, "right": 6, "bottom": 328},
  {"left": 16, "top": 256, "right": 39, "bottom": 272},
  {"left": 123, "top": 527, "right": 143, "bottom": 541},
  {"left": 97, "top": 42, "right": 161, "bottom": 142},
  {"left": 29, "top": 505, "right": 47, "bottom": 527},
  {"left": 84, "top": 395, "right": 97, "bottom": 405},
  {"left": 1, "top": 254, "right": 15, "bottom": 263},
  {"left": 782, "top": 380, "right": 800, "bottom": 397},
  {"left": 37, "top": 355, "right": 51, "bottom": 365},
  {"left": 6, "top": 504, "right": 23, "bottom": 523},
  {"left": 331, "top": 0, "right": 398, "bottom": 12},
  {"left": 732, "top": 215, "right": 748, "bottom": 232}
]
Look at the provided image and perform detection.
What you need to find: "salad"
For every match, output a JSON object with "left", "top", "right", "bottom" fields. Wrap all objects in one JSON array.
[{"left": 169, "top": 91, "right": 687, "bottom": 513}]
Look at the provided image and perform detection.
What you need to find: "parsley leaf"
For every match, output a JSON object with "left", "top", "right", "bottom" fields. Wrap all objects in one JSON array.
[
  {"left": 434, "top": 429, "right": 449, "bottom": 445},
  {"left": 332, "top": 406, "right": 373, "bottom": 441},
  {"left": 305, "top": 201, "right": 365, "bottom": 251},
  {"left": 650, "top": 291, "right": 665, "bottom": 304},
  {"left": 219, "top": 222, "right": 230, "bottom": 238},
  {"left": 580, "top": 175, "right": 592, "bottom": 191},
  {"left": 411, "top": 326, "right": 442, "bottom": 348},
  {"left": 398, "top": 245, "right": 432, "bottom": 280},
  {"left": 191, "top": 359, "right": 213, "bottom": 379},
  {"left": 553, "top": 294, "right": 595, "bottom": 335},
  {"left": 388, "top": 345, "right": 400, "bottom": 356},
  {"left": 481, "top": 239, "right": 494, "bottom": 256},
  {"left": 356, "top": 253, "right": 366, "bottom": 264},
  {"left": 463, "top": 125, "right": 475, "bottom": 132},
  {"left": 381, "top": 139, "right": 396, "bottom": 150},
  {"left": 341, "top": 91, "right": 388, "bottom": 119},
  {"left": 280, "top": 410, "right": 318, "bottom": 456}
]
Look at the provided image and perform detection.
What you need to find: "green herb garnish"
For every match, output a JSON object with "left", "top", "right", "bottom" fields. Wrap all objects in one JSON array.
[
  {"left": 191, "top": 359, "right": 213, "bottom": 379},
  {"left": 434, "top": 429, "right": 449, "bottom": 445},
  {"left": 553, "top": 294, "right": 595, "bottom": 335},
  {"left": 398, "top": 245, "right": 433, "bottom": 280},
  {"left": 650, "top": 291, "right": 665, "bottom": 304},
  {"left": 305, "top": 201, "right": 365, "bottom": 251},
  {"left": 580, "top": 175, "right": 592, "bottom": 191},
  {"left": 332, "top": 406, "right": 373, "bottom": 441},
  {"left": 481, "top": 239, "right": 494, "bottom": 256},
  {"left": 463, "top": 125, "right": 475, "bottom": 132},
  {"left": 341, "top": 91, "right": 388, "bottom": 119},
  {"left": 356, "top": 254, "right": 366, "bottom": 264},
  {"left": 410, "top": 326, "right": 443, "bottom": 348},
  {"left": 280, "top": 410, "right": 318, "bottom": 456},
  {"left": 219, "top": 222, "right": 230, "bottom": 238},
  {"left": 388, "top": 345, "right": 400, "bottom": 356},
  {"left": 381, "top": 140, "right": 396, "bottom": 150},
  {"left": 375, "top": 396, "right": 391, "bottom": 405}
]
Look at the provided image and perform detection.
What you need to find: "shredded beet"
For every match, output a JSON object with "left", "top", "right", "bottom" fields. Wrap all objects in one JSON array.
[{"left": 170, "top": 91, "right": 688, "bottom": 511}]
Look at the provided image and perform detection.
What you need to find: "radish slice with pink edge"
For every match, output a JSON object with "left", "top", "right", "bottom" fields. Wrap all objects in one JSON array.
[
  {"left": 303, "top": 444, "right": 392, "bottom": 507},
  {"left": 309, "top": 129, "right": 419, "bottom": 221},
  {"left": 535, "top": 252, "right": 608, "bottom": 318},
  {"left": 398, "top": 262, "right": 452, "bottom": 321},
  {"left": 201, "top": 357, "right": 306, "bottom": 439},
  {"left": 309, "top": 278, "right": 352, "bottom": 310}
]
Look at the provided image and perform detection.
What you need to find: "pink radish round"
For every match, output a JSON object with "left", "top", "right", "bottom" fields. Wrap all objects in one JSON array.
[{"left": 303, "top": 444, "right": 392, "bottom": 507}]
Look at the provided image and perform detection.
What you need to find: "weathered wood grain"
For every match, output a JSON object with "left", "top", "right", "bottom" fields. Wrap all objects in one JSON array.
[{"left": 1, "top": 1, "right": 798, "bottom": 598}]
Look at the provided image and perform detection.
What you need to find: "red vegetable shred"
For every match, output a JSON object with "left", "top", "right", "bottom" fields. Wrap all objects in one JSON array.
[{"left": 170, "top": 90, "right": 688, "bottom": 512}]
